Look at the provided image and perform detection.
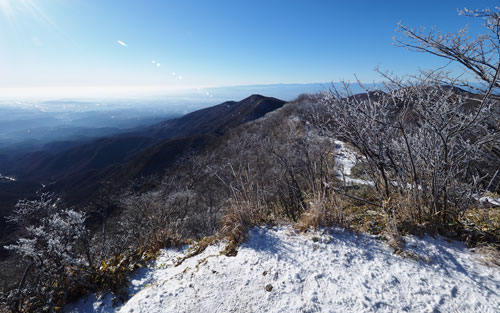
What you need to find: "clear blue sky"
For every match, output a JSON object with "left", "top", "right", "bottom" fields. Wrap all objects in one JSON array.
[{"left": 0, "top": 0, "right": 497, "bottom": 91}]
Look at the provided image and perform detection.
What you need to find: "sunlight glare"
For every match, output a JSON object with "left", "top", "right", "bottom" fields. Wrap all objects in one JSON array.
[
  {"left": 0, "top": 0, "right": 14, "bottom": 22},
  {"left": 0, "top": 0, "right": 59, "bottom": 30}
]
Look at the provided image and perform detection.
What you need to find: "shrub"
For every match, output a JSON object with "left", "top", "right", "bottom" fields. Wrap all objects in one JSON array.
[{"left": 4, "top": 201, "right": 93, "bottom": 312}]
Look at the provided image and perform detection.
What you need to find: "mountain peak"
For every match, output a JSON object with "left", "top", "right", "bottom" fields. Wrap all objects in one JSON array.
[{"left": 1, "top": 95, "right": 287, "bottom": 205}]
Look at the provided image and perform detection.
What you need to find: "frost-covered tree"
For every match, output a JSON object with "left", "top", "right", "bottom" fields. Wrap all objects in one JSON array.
[
  {"left": 319, "top": 75, "right": 499, "bottom": 224},
  {"left": 3, "top": 195, "right": 92, "bottom": 312},
  {"left": 395, "top": 7, "right": 500, "bottom": 94},
  {"left": 5, "top": 192, "right": 59, "bottom": 231},
  {"left": 317, "top": 7, "right": 500, "bottom": 225}
]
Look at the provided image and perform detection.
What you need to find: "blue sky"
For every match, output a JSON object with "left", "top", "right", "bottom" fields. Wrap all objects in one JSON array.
[{"left": 0, "top": 0, "right": 497, "bottom": 92}]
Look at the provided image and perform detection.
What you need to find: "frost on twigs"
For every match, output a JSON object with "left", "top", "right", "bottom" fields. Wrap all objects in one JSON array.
[
  {"left": 6, "top": 209, "right": 90, "bottom": 267},
  {"left": 395, "top": 7, "right": 500, "bottom": 93},
  {"left": 316, "top": 70, "right": 499, "bottom": 234},
  {"left": 3, "top": 194, "right": 93, "bottom": 312}
]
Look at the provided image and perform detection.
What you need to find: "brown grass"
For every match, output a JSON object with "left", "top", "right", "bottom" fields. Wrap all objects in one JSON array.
[
  {"left": 473, "top": 245, "right": 500, "bottom": 267},
  {"left": 146, "top": 229, "right": 185, "bottom": 254},
  {"left": 220, "top": 205, "right": 253, "bottom": 248},
  {"left": 295, "top": 190, "right": 343, "bottom": 232},
  {"left": 175, "top": 236, "right": 217, "bottom": 266}
]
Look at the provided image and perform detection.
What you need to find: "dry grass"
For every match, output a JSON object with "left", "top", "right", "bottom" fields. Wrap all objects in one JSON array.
[
  {"left": 473, "top": 245, "right": 500, "bottom": 267},
  {"left": 461, "top": 206, "right": 500, "bottom": 239},
  {"left": 295, "top": 190, "right": 343, "bottom": 232},
  {"left": 219, "top": 199, "right": 267, "bottom": 256},
  {"left": 385, "top": 213, "right": 405, "bottom": 252},
  {"left": 175, "top": 236, "right": 218, "bottom": 266},
  {"left": 146, "top": 229, "right": 185, "bottom": 254},
  {"left": 220, "top": 205, "right": 253, "bottom": 247}
]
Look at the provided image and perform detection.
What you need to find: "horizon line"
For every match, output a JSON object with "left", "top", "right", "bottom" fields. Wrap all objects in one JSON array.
[{"left": 0, "top": 82, "right": 340, "bottom": 100}]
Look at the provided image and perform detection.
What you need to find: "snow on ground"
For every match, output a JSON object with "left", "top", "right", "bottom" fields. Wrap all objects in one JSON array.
[
  {"left": 66, "top": 226, "right": 500, "bottom": 313},
  {"left": 0, "top": 173, "right": 16, "bottom": 182},
  {"left": 334, "top": 140, "right": 374, "bottom": 186},
  {"left": 333, "top": 141, "right": 500, "bottom": 207},
  {"left": 479, "top": 196, "right": 500, "bottom": 207}
]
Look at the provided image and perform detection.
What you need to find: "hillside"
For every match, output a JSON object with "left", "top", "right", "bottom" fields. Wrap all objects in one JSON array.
[
  {"left": 0, "top": 94, "right": 285, "bottom": 232},
  {"left": 2, "top": 94, "right": 285, "bottom": 183}
]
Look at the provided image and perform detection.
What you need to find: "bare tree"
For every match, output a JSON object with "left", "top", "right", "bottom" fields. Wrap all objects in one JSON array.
[
  {"left": 394, "top": 7, "right": 500, "bottom": 94},
  {"left": 318, "top": 69, "right": 499, "bottom": 226},
  {"left": 309, "top": 6, "right": 500, "bottom": 229}
]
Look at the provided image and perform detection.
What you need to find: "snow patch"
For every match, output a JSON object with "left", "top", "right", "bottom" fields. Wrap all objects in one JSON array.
[
  {"left": 0, "top": 173, "right": 16, "bottom": 182},
  {"left": 66, "top": 227, "right": 500, "bottom": 313},
  {"left": 334, "top": 140, "right": 374, "bottom": 186},
  {"left": 479, "top": 196, "right": 500, "bottom": 207}
]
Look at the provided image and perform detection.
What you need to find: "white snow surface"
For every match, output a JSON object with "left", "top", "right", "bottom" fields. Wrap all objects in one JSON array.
[
  {"left": 66, "top": 226, "right": 500, "bottom": 313},
  {"left": 479, "top": 196, "right": 500, "bottom": 207},
  {"left": 334, "top": 140, "right": 374, "bottom": 186}
]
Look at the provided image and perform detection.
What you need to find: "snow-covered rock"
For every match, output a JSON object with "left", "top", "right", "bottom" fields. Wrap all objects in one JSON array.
[{"left": 66, "top": 226, "right": 500, "bottom": 313}]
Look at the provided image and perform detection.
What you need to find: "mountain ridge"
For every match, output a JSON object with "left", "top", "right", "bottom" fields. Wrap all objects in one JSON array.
[{"left": 0, "top": 94, "right": 286, "bottom": 230}]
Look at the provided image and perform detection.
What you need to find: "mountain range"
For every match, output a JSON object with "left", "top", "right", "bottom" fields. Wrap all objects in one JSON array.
[{"left": 0, "top": 94, "right": 286, "bottom": 236}]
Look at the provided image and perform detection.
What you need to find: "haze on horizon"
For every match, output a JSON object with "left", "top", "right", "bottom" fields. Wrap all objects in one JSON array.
[{"left": 0, "top": 0, "right": 498, "bottom": 99}]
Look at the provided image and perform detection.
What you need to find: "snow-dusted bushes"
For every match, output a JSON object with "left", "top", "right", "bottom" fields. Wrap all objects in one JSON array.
[
  {"left": 6, "top": 209, "right": 91, "bottom": 268},
  {"left": 317, "top": 75, "right": 499, "bottom": 228},
  {"left": 116, "top": 189, "right": 191, "bottom": 254},
  {"left": 210, "top": 98, "right": 345, "bottom": 242},
  {"left": 5, "top": 192, "right": 60, "bottom": 231},
  {"left": 3, "top": 194, "right": 93, "bottom": 312},
  {"left": 313, "top": 7, "right": 500, "bottom": 233}
]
